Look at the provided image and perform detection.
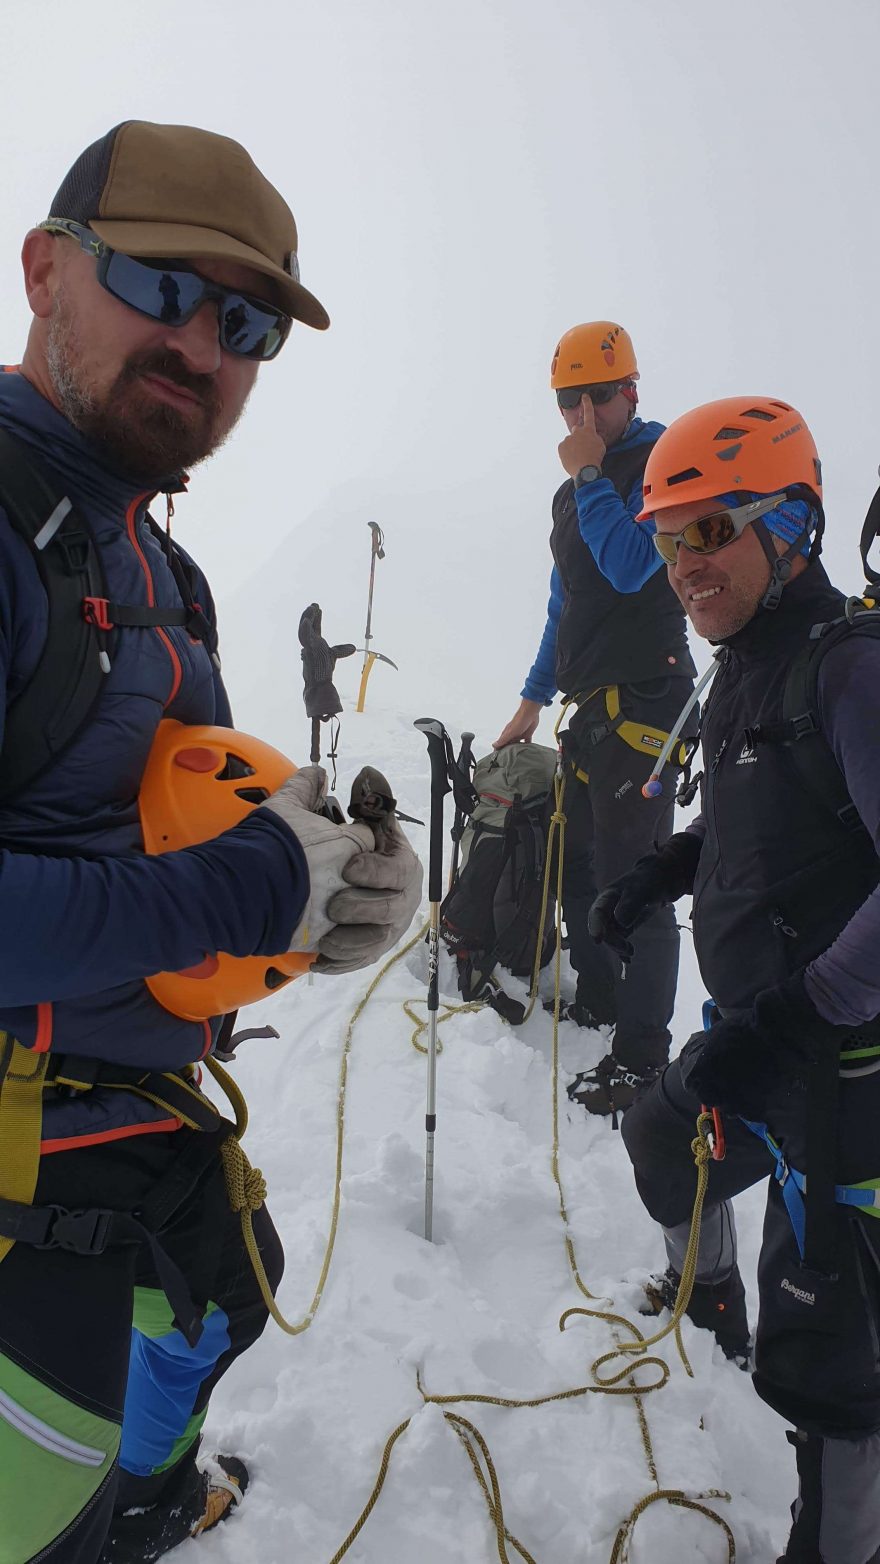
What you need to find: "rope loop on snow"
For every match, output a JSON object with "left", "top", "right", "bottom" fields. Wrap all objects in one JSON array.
[{"left": 610, "top": 1487, "right": 735, "bottom": 1564}]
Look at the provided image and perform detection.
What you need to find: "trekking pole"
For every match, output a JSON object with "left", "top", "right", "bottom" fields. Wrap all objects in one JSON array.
[
  {"left": 414, "top": 717, "right": 454, "bottom": 1241},
  {"left": 448, "top": 731, "right": 476, "bottom": 892},
  {"left": 356, "top": 524, "right": 398, "bottom": 712}
]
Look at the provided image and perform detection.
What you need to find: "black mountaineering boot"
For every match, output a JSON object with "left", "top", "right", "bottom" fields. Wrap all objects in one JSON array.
[
  {"left": 643, "top": 1264, "right": 750, "bottom": 1366},
  {"left": 568, "top": 1054, "right": 659, "bottom": 1124},
  {"left": 101, "top": 1452, "right": 249, "bottom": 1560},
  {"left": 547, "top": 996, "right": 615, "bottom": 1031}
]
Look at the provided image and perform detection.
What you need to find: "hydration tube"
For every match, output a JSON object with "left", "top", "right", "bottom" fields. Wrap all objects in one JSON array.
[{"left": 641, "top": 658, "right": 720, "bottom": 799}]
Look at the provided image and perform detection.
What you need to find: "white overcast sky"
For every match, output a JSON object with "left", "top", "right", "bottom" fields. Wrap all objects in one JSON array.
[{"left": 2, "top": 0, "right": 878, "bottom": 742}]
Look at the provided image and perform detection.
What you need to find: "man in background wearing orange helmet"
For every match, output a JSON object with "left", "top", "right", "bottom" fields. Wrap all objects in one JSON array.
[
  {"left": 495, "top": 322, "right": 696, "bottom": 1117},
  {"left": 592, "top": 397, "right": 880, "bottom": 1562}
]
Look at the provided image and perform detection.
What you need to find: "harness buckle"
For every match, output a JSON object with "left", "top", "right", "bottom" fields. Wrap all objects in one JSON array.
[
  {"left": 37, "top": 1206, "right": 114, "bottom": 1256},
  {"left": 82, "top": 597, "right": 114, "bottom": 632}
]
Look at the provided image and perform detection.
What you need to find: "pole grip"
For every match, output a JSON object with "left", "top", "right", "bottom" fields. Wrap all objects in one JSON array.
[{"left": 414, "top": 718, "right": 451, "bottom": 904}]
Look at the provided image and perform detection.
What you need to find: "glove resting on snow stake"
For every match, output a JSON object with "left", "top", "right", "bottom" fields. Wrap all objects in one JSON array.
[
  {"left": 679, "top": 970, "right": 853, "bottom": 1118},
  {"left": 588, "top": 830, "right": 702, "bottom": 962},
  {"left": 298, "top": 603, "right": 356, "bottom": 721}
]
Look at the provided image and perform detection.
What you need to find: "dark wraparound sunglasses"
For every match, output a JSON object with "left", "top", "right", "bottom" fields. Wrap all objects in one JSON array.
[
  {"left": 556, "top": 381, "right": 622, "bottom": 411},
  {"left": 40, "top": 218, "right": 292, "bottom": 362},
  {"left": 650, "top": 493, "right": 787, "bottom": 564}
]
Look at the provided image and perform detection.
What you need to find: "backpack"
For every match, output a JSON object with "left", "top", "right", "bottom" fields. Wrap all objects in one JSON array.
[
  {"left": 0, "top": 428, "right": 218, "bottom": 806},
  {"left": 440, "top": 743, "right": 558, "bottom": 1024}
]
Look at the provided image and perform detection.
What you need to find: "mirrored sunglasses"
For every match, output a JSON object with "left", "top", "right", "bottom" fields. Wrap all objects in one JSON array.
[
  {"left": 651, "top": 493, "right": 787, "bottom": 565},
  {"left": 40, "top": 218, "right": 292, "bottom": 362},
  {"left": 556, "top": 381, "right": 621, "bottom": 411}
]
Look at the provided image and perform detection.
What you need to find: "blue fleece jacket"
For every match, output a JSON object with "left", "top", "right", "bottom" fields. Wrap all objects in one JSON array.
[
  {"left": 522, "top": 417, "right": 665, "bottom": 704},
  {"left": 0, "top": 370, "right": 309, "bottom": 1146}
]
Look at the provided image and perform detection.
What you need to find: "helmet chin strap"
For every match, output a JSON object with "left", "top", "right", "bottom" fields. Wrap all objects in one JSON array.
[
  {"left": 755, "top": 503, "right": 825, "bottom": 611},
  {"left": 620, "top": 379, "right": 638, "bottom": 438}
]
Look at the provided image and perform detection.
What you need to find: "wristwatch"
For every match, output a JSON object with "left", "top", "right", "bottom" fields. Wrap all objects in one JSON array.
[{"left": 574, "top": 464, "right": 602, "bottom": 489}]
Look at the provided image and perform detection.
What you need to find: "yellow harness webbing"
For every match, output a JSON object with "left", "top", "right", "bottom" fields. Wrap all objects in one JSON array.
[
  {"left": 0, "top": 1033, "right": 49, "bottom": 1265},
  {"left": 565, "top": 685, "right": 688, "bottom": 784}
]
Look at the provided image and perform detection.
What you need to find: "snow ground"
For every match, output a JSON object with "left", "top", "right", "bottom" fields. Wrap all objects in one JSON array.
[{"left": 192, "top": 703, "right": 791, "bottom": 1564}]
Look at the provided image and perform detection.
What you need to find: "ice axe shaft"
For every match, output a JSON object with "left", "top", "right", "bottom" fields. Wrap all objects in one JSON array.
[{"left": 357, "top": 523, "right": 392, "bottom": 714}]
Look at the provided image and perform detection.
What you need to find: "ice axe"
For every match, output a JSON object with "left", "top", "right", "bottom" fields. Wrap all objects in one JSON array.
[{"left": 356, "top": 523, "right": 397, "bottom": 712}]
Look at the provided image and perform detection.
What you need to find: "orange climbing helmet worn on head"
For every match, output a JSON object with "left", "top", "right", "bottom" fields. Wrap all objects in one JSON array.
[
  {"left": 638, "top": 396, "right": 823, "bottom": 518},
  {"left": 139, "top": 720, "right": 314, "bottom": 1020},
  {"left": 550, "top": 320, "right": 638, "bottom": 389}
]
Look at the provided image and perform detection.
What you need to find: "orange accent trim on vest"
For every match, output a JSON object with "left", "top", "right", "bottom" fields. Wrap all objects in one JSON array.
[
  {"left": 125, "top": 495, "right": 183, "bottom": 708},
  {"left": 40, "top": 1116, "right": 182, "bottom": 1155},
  {"left": 33, "top": 1003, "right": 53, "bottom": 1053}
]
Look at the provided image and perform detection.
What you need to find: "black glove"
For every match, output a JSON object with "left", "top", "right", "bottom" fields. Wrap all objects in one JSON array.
[
  {"left": 679, "top": 970, "right": 850, "bottom": 1118},
  {"left": 588, "top": 830, "right": 702, "bottom": 961},
  {"left": 298, "top": 603, "right": 356, "bottom": 721}
]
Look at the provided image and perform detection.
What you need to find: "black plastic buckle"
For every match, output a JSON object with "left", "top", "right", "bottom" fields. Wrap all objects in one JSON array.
[
  {"left": 38, "top": 1206, "right": 114, "bottom": 1256},
  {"left": 83, "top": 597, "right": 114, "bottom": 632},
  {"left": 790, "top": 711, "right": 820, "bottom": 741},
  {"left": 56, "top": 530, "right": 91, "bottom": 575}
]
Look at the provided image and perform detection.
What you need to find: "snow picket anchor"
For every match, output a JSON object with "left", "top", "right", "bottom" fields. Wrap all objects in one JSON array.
[{"left": 355, "top": 522, "right": 397, "bottom": 712}]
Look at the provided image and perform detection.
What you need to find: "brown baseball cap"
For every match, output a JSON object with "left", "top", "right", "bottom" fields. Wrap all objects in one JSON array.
[{"left": 48, "top": 120, "right": 329, "bottom": 329}]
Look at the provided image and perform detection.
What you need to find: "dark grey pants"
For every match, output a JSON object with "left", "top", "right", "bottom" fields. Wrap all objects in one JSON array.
[
  {"left": 623, "top": 1057, "right": 880, "bottom": 1563},
  {"left": 561, "top": 679, "right": 688, "bottom": 1070}
]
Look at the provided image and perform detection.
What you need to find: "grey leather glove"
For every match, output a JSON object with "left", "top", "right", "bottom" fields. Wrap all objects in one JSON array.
[
  {"left": 316, "top": 814, "right": 424, "bottom": 974},
  {"left": 262, "top": 766, "right": 374, "bottom": 951}
]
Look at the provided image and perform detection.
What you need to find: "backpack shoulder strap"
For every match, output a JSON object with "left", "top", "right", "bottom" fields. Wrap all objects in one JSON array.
[
  {"left": 145, "top": 515, "right": 221, "bottom": 668},
  {"left": 0, "top": 429, "right": 108, "bottom": 805},
  {"left": 778, "top": 608, "right": 880, "bottom": 833},
  {"left": 859, "top": 482, "right": 880, "bottom": 588}
]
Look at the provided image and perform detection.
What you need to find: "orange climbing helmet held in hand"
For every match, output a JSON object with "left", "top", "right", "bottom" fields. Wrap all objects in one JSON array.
[
  {"left": 550, "top": 320, "right": 638, "bottom": 389},
  {"left": 638, "top": 396, "right": 823, "bottom": 518},
  {"left": 139, "top": 720, "right": 314, "bottom": 1020}
]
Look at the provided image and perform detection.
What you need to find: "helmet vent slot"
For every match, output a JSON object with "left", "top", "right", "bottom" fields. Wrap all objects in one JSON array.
[
  {"left": 714, "top": 426, "right": 748, "bottom": 440},
  {"left": 667, "top": 466, "right": 702, "bottom": 487},
  {"left": 215, "top": 753, "right": 257, "bottom": 781},
  {"left": 741, "top": 407, "right": 775, "bottom": 422},
  {"left": 235, "top": 786, "right": 270, "bottom": 805}
]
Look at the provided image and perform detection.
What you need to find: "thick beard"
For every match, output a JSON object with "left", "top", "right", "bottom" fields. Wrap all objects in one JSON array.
[{"left": 46, "top": 292, "right": 247, "bottom": 481}]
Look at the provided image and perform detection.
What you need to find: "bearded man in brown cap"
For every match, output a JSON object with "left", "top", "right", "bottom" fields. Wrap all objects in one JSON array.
[{"left": 0, "top": 122, "right": 422, "bottom": 1562}]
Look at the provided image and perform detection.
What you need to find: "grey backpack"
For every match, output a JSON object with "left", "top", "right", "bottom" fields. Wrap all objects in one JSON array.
[{"left": 440, "top": 744, "right": 558, "bottom": 1023}]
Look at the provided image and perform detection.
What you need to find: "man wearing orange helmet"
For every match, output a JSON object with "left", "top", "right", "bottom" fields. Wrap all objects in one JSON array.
[
  {"left": 494, "top": 322, "right": 696, "bottom": 1117},
  {"left": 591, "top": 396, "right": 880, "bottom": 1563}
]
